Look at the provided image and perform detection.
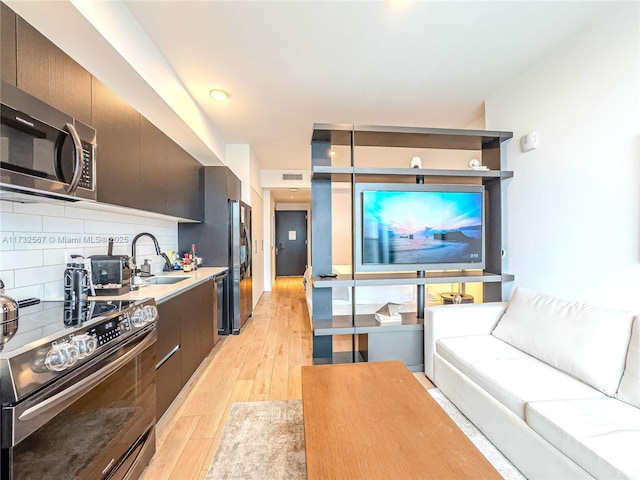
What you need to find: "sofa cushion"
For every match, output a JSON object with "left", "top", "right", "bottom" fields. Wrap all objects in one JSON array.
[
  {"left": 618, "top": 317, "right": 640, "bottom": 408},
  {"left": 436, "top": 335, "right": 530, "bottom": 365},
  {"left": 527, "top": 398, "right": 640, "bottom": 480},
  {"left": 437, "top": 336, "right": 605, "bottom": 419},
  {"left": 492, "top": 287, "right": 635, "bottom": 396}
]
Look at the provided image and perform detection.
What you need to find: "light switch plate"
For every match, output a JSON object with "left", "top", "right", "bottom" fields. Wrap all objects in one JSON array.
[{"left": 520, "top": 131, "right": 539, "bottom": 152}]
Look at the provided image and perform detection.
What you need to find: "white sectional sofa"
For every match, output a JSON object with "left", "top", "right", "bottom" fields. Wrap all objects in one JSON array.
[{"left": 424, "top": 287, "right": 640, "bottom": 479}]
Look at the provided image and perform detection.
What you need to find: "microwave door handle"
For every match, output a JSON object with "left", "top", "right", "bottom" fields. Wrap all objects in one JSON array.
[
  {"left": 12, "top": 330, "right": 156, "bottom": 444},
  {"left": 64, "top": 122, "right": 83, "bottom": 194}
]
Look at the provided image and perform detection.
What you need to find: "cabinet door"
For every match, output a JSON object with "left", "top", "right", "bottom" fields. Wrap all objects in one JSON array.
[
  {"left": 164, "top": 139, "right": 185, "bottom": 218},
  {"left": 156, "top": 296, "right": 183, "bottom": 420},
  {"left": 184, "top": 154, "right": 203, "bottom": 221},
  {"left": 165, "top": 138, "right": 203, "bottom": 221},
  {"left": 156, "top": 352, "right": 182, "bottom": 421},
  {"left": 178, "top": 281, "right": 212, "bottom": 384},
  {"left": 138, "top": 116, "right": 167, "bottom": 214},
  {"left": 16, "top": 17, "right": 91, "bottom": 124},
  {"left": 91, "top": 77, "right": 140, "bottom": 208},
  {"left": 199, "top": 279, "right": 215, "bottom": 359},
  {"left": 213, "top": 277, "right": 221, "bottom": 347},
  {"left": 1, "top": 3, "right": 16, "bottom": 86}
]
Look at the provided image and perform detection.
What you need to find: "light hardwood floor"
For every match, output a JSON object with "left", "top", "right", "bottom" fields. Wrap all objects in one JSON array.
[
  {"left": 140, "top": 276, "right": 313, "bottom": 480},
  {"left": 140, "top": 276, "right": 434, "bottom": 480}
]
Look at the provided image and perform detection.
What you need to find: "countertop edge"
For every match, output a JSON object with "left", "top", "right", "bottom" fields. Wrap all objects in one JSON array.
[{"left": 88, "top": 267, "right": 228, "bottom": 304}]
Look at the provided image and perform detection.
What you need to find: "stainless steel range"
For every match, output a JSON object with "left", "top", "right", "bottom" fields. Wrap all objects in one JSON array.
[{"left": 0, "top": 298, "right": 158, "bottom": 480}]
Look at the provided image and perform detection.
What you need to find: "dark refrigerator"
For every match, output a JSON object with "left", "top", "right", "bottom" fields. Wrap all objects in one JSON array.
[
  {"left": 178, "top": 166, "right": 252, "bottom": 335},
  {"left": 228, "top": 200, "right": 253, "bottom": 334},
  {"left": 239, "top": 201, "right": 252, "bottom": 331}
]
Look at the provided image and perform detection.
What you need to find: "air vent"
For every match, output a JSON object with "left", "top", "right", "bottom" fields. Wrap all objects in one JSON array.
[{"left": 282, "top": 173, "right": 303, "bottom": 181}]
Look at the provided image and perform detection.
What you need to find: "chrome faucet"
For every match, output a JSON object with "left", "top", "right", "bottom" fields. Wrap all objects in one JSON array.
[{"left": 131, "top": 232, "right": 173, "bottom": 273}]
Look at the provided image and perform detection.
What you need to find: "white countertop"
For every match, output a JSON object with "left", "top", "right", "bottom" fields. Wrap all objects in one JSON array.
[{"left": 88, "top": 267, "right": 228, "bottom": 304}]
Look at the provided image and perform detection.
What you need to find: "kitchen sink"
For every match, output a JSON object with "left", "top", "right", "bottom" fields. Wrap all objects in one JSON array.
[{"left": 143, "top": 276, "right": 189, "bottom": 285}]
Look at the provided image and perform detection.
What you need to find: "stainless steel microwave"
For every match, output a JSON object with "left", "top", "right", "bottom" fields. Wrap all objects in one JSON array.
[{"left": 0, "top": 81, "right": 96, "bottom": 203}]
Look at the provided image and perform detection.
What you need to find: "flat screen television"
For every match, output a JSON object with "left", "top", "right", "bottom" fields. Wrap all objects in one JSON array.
[{"left": 354, "top": 183, "right": 485, "bottom": 272}]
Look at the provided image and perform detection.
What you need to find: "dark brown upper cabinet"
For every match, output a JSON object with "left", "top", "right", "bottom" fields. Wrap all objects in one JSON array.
[
  {"left": 91, "top": 77, "right": 140, "bottom": 209},
  {"left": 138, "top": 116, "right": 168, "bottom": 214},
  {"left": 165, "top": 138, "right": 203, "bottom": 221},
  {"left": 1, "top": 3, "right": 17, "bottom": 86},
  {"left": 16, "top": 17, "right": 91, "bottom": 125},
  {"left": 3, "top": 3, "right": 203, "bottom": 221}
]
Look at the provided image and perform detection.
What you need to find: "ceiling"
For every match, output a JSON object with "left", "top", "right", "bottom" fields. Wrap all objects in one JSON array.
[{"left": 6, "top": 1, "right": 613, "bottom": 179}]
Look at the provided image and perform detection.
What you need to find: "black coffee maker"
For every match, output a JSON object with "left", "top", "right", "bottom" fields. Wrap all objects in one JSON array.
[
  {"left": 89, "top": 255, "right": 131, "bottom": 295},
  {"left": 89, "top": 238, "right": 132, "bottom": 295}
]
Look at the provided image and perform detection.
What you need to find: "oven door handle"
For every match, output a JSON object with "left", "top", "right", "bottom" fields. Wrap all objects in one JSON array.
[{"left": 18, "top": 330, "right": 156, "bottom": 424}]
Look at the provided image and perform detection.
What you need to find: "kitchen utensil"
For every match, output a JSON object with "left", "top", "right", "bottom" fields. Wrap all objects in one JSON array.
[{"left": 0, "top": 279, "right": 19, "bottom": 350}]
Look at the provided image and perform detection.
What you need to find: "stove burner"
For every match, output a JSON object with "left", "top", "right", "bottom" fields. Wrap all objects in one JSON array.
[{"left": 92, "top": 302, "right": 119, "bottom": 316}]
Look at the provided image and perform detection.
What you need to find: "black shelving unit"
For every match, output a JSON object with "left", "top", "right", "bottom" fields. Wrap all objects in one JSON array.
[{"left": 310, "top": 124, "right": 514, "bottom": 371}]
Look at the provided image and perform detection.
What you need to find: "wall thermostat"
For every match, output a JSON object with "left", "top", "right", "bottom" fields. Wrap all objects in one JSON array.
[{"left": 521, "top": 131, "right": 539, "bottom": 152}]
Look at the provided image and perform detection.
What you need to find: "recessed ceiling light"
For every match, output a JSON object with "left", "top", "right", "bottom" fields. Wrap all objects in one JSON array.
[
  {"left": 209, "top": 89, "right": 229, "bottom": 101},
  {"left": 289, "top": 188, "right": 298, "bottom": 192}
]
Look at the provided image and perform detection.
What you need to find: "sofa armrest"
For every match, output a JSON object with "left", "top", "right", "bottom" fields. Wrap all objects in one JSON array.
[{"left": 424, "top": 302, "right": 508, "bottom": 381}]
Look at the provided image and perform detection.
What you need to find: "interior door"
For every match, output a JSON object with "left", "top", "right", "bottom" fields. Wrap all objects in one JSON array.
[{"left": 275, "top": 210, "right": 308, "bottom": 276}]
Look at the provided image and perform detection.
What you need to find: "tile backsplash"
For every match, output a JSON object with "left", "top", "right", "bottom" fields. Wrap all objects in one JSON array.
[{"left": 0, "top": 200, "right": 179, "bottom": 301}]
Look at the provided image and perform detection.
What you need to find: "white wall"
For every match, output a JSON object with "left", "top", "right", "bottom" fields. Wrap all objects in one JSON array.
[
  {"left": 250, "top": 187, "right": 265, "bottom": 308},
  {"left": 331, "top": 188, "right": 352, "bottom": 266},
  {"left": 485, "top": 2, "right": 640, "bottom": 310},
  {"left": 0, "top": 200, "right": 178, "bottom": 301},
  {"left": 262, "top": 190, "right": 273, "bottom": 291},
  {"left": 225, "top": 143, "right": 268, "bottom": 305},
  {"left": 225, "top": 144, "right": 252, "bottom": 204}
]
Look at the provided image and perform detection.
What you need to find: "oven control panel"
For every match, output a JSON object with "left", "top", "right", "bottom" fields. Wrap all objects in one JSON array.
[
  {"left": 2, "top": 298, "right": 159, "bottom": 404},
  {"left": 88, "top": 313, "right": 132, "bottom": 347}
]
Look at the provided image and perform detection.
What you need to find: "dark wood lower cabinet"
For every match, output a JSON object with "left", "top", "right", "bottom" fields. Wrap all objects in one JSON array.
[
  {"left": 180, "top": 283, "right": 206, "bottom": 385},
  {"left": 199, "top": 280, "right": 216, "bottom": 360},
  {"left": 155, "top": 351, "right": 182, "bottom": 421},
  {"left": 156, "top": 289, "right": 183, "bottom": 421},
  {"left": 155, "top": 278, "right": 217, "bottom": 420}
]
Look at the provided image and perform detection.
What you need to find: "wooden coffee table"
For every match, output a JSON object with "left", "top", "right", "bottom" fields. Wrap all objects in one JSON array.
[{"left": 301, "top": 360, "right": 501, "bottom": 479}]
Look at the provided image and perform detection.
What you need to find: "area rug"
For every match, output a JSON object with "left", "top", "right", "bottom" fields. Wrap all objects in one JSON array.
[
  {"left": 205, "top": 400, "right": 306, "bottom": 480},
  {"left": 207, "top": 393, "right": 526, "bottom": 480}
]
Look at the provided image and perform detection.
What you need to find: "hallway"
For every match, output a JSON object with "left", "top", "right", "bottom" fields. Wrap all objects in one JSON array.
[{"left": 141, "top": 276, "right": 313, "bottom": 480}]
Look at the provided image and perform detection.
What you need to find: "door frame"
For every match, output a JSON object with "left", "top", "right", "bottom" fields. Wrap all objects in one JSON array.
[{"left": 275, "top": 209, "right": 309, "bottom": 276}]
